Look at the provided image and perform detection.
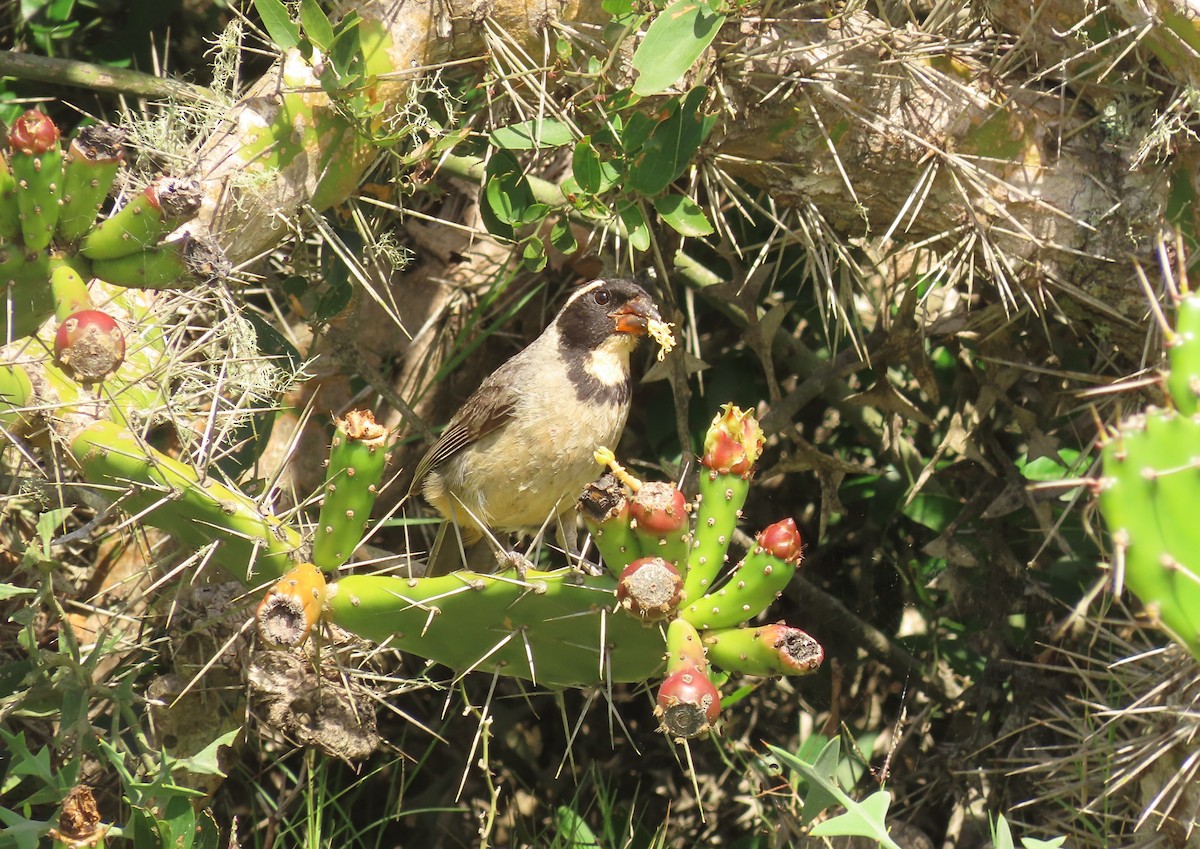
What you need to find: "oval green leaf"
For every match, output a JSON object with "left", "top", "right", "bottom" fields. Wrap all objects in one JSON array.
[{"left": 632, "top": 0, "right": 725, "bottom": 96}]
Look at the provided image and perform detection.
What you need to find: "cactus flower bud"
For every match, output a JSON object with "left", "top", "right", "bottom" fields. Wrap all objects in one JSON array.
[
  {"left": 756, "top": 517, "right": 803, "bottom": 564},
  {"left": 702, "top": 403, "right": 764, "bottom": 476},
  {"left": 8, "top": 109, "right": 60, "bottom": 155}
]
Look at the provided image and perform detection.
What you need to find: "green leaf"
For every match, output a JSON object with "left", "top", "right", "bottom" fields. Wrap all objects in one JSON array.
[
  {"left": 253, "top": 0, "right": 300, "bottom": 51},
  {"left": 627, "top": 87, "right": 714, "bottom": 195},
  {"left": 490, "top": 118, "right": 575, "bottom": 150},
  {"left": 299, "top": 0, "right": 335, "bottom": 50},
  {"left": 654, "top": 193, "right": 714, "bottom": 236},
  {"left": 522, "top": 237, "right": 548, "bottom": 272},
  {"left": 0, "top": 584, "right": 36, "bottom": 600},
  {"left": 573, "top": 138, "right": 605, "bottom": 194},
  {"left": 550, "top": 217, "right": 578, "bottom": 255},
  {"left": 171, "top": 729, "right": 240, "bottom": 777},
  {"left": 810, "top": 791, "right": 895, "bottom": 843},
  {"left": 632, "top": 0, "right": 725, "bottom": 96},
  {"left": 617, "top": 201, "right": 651, "bottom": 251},
  {"left": 992, "top": 814, "right": 1016, "bottom": 849}
]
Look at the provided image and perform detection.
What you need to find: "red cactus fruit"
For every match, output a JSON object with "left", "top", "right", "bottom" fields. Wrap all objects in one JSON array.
[
  {"left": 54, "top": 309, "right": 125, "bottom": 382},
  {"left": 616, "top": 556, "right": 683, "bottom": 621},
  {"left": 756, "top": 517, "right": 803, "bottom": 564},
  {"left": 629, "top": 481, "right": 689, "bottom": 534},
  {"left": 655, "top": 665, "right": 721, "bottom": 739}
]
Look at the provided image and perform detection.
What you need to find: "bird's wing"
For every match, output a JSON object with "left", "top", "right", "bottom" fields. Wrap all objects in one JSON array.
[{"left": 409, "top": 370, "right": 520, "bottom": 489}]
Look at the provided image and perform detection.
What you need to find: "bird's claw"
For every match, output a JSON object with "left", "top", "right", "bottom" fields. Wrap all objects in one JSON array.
[{"left": 498, "top": 550, "right": 534, "bottom": 580}]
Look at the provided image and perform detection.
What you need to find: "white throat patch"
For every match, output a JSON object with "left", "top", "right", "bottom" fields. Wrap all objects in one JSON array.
[{"left": 585, "top": 334, "right": 634, "bottom": 386}]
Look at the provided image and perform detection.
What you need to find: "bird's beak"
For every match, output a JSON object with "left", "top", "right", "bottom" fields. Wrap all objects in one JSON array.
[{"left": 610, "top": 295, "right": 661, "bottom": 335}]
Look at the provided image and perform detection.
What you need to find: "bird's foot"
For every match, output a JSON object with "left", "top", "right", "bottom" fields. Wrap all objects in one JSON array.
[{"left": 497, "top": 549, "right": 534, "bottom": 581}]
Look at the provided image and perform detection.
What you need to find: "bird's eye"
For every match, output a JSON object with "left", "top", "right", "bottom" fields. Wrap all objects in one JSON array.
[{"left": 594, "top": 290, "right": 612, "bottom": 306}]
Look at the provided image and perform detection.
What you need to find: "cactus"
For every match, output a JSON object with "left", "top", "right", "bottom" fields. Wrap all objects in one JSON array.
[
  {"left": 90, "top": 233, "right": 229, "bottom": 290},
  {"left": 655, "top": 618, "right": 720, "bottom": 739},
  {"left": 69, "top": 420, "right": 301, "bottom": 582},
  {"left": 8, "top": 109, "right": 64, "bottom": 251},
  {"left": 683, "top": 404, "right": 764, "bottom": 600},
  {"left": 681, "top": 518, "right": 803, "bottom": 631},
  {"left": 311, "top": 410, "right": 391, "bottom": 570},
  {"left": 80, "top": 177, "right": 202, "bottom": 260},
  {"left": 579, "top": 473, "right": 641, "bottom": 575},
  {"left": 57, "top": 124, "right": 126, "bottom": 242},
  {"left": 258, "top": 562, "right": 328, "bottom": 648},
  {"left": 323, "top": 569, "right": 667, "bottom": 687},
  {"left": 1097, "top": 292, "right": 1200, "bottom": 659},
  {"left": 0, "top": 152, "right": 20, "bottom": 241},
  {"left": 703, "top": 623, "right": 824, "bottom": 677}
]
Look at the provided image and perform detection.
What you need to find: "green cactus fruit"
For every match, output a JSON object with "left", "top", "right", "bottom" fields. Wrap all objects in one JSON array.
[
  {"left": 1098, "top": 408, "right": 1200, "bottom": 658},
  {"left": 683, "top": 404, "right": 764, "bottom": 600},
  {"left": 629, "top": 481, "right": 691, "bottom": 571},
  {"left": 1166, "top": 294, "right": 1200, "bottom": 417},
  {"left": 57, "top": 124, "right": 125, "bottom": 243},
  {"left": 655, "top": 617, "right": 719, "bottom": 739},
  {"left": 664, "top": 614, "right": 708, "bottom": 670},
  {"left": 324, "top": 569, "right": 667, "bottom": 687},
  {"left": 0, "top": 154, "right": 20, "bottom": 241},
  {"left": 578, "top": 473, "right": 642, "bottom": 575},
  {"left": 8, "top": 109, "right": 64, "bottom": 251},
  {"left": 0, "top": 246, "right": 53, "bottom": 342},
  {"left": 0, "top": 363, "right": 34, "bottom": 433},
  {"left": 49, "top": 261, "right": 92, "bottom": 321},
  {"left": 70, "top": 420, "right": 302, "bottom": 582},
  {"left": 616, "top": 556, "right": 683, "bottom": 621},
  {"left": 80, "top": 177, "right": 202, "bottom": 260},
  {"left": 91, "top": 233, "right": 229, "bottom": 289},
  {"left": 257, "top": 562, "right": 328, "bottom": 648},
  {"left": 311, "top": 410, "right": 391, "bottom": 570},
  {"left": 703, "top": 623, "right": 824, "bottom": 677},
  {"left": 681, "top": 517, "right": 802, "bottom": 630}
]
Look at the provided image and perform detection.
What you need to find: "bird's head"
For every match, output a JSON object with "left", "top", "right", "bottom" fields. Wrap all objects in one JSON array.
[{"left": 557, "top": 278, "right": 661, "bottom": 351}]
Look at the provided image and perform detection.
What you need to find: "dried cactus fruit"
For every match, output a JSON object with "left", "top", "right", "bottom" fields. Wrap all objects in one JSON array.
[
  {"left": 257, "top": 562, "right": 328, "bottom": 648},
  {"left": 579, "top": 473, "right": 641, "bottom": 575}
]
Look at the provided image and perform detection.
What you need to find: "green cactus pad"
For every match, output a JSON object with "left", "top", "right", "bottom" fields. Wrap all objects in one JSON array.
[
  {"left": 0, "top": 247, "right": 53, "bottom": 341},
  {"left": 681, "top": 519, "right": 801, "bottom": 631},
  {"left": 0, "top": 155, "right": 20, "bottom": 242},
  {"left": 1167, "top": 294, "right": 1200, "bottom": 417},
  {"left": 80, "top": 177, "right": 201, "bottom": 260},
  {"left": 324, "top": 570, "right": 667, "bottom": 687},
  {"left": 70, "top": 420, "right": 302, "bottom": 582},
  {"left": 57, "top": 125, "right": 125, "bottom": 243},
  {"left": 682, "top": 469, "right": 748, "bottom": 598},
  {"left": 0, "top": 364, "right": 34, "bottom": 433},
  {"left": 703, "top": 623, "right": 824, "bottom": 677},
  {"left": 1098, "top": 408, "right": 1200, "bottom": 657},
  {"left": 8, "top": 110, "right": 64, "bottom": 252},
  {"left": 312, "top": 410, "right": 390, "bottom": 570}
]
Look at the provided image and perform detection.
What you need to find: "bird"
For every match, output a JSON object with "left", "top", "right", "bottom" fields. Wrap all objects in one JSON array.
[{"left": 410, "top": 277, "right": 661, "bottom": 571}]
